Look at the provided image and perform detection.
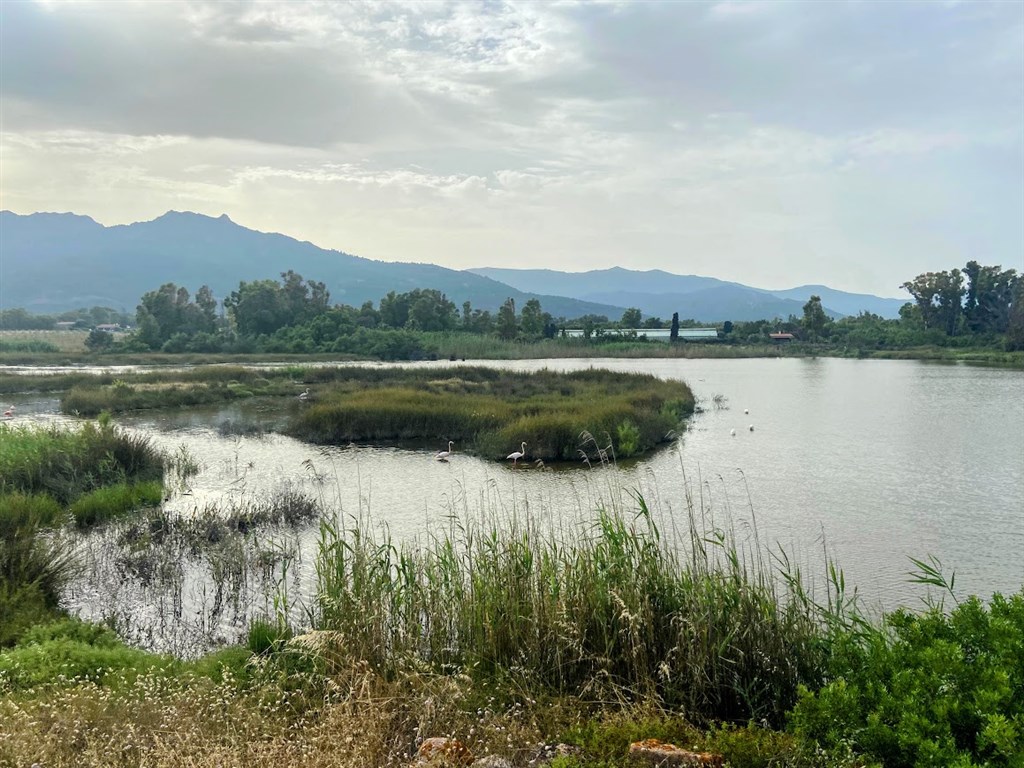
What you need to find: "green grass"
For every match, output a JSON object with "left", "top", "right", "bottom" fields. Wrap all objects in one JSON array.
[
  {"left": 0, "top": 419, "right": 164, "bottom": 505},
  {"left": 69, "top": 481, "right": 163, "bottom": 528}
]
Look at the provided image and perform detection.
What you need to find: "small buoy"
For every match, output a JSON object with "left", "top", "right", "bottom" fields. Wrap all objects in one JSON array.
[{"left": 749, "top": 425, "right": 754, "bottom": 431}]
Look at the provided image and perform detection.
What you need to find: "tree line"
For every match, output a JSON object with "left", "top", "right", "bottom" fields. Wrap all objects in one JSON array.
[{"left": 3, "top": 259, "right": 1020, "bottom": 357}]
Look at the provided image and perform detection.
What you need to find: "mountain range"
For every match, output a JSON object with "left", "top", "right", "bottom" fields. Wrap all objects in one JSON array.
[
  {"left": 469, "top": 268, "right": 907, "bottom": 322},
  {"left": 0, "top": 210, "right": 908, "bottom": 322}
]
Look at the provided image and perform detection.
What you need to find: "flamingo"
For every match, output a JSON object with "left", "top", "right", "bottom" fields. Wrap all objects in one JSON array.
[
  {"left": 298, "top": 388, "right": 310, "bottom": 401},
  {"left": 2, "top": 405, "right": 14, "bottom": 418},
  {"left": 507, "top": 441, "right": 527, "bottom": 467},
  {"left": 435, "top": 440, "right": 454, "bottom": 461}
]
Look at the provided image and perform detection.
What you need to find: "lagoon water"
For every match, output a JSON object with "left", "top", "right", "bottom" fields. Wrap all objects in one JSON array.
[{"left": 7, "top": 357, "right": 1024, "bottom": 646}]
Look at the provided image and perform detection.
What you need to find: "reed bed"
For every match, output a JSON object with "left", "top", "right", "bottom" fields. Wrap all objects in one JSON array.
[
  {"left": 309, "top": 488, "right": 838, "bottom": 726},
  {"left": 0, "top": 419, "right": 164, "bottom": 506},
  {"left": 291, "top": 367, "right": 694, "bottom": 460}
]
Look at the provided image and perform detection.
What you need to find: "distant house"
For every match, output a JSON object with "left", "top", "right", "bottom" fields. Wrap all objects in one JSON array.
[{"left": 769, "top": 332, "right": 795, "bottom": 343}]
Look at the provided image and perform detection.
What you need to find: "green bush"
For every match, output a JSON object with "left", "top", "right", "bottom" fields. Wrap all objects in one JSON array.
[
  {"left": 17, "top": 617, "right": 121, "bottom": 648},
  {"left": 789, "top": 591, "right": 1024, "bottom": 767},
  {"left": 615, "top": 420, "right": 641, "bottom": 458},
  {"left": 0, "top": 638, "right": 176, "bottom": 690}
]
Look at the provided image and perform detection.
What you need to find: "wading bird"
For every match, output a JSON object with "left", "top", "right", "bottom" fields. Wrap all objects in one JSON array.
[
  {"left": 730, "top": 428, "right": 736, "bottom": 436},
  {"left": 749, "top": 424, "right": 754, "bottom": 432},
  {"left": 298, "top": 388, "right": 310, "bottom": 401},
  {"left": 507, "top": 442, "right": 527, "bottom": 466},
  {"left": 2, "top": 406, "right": 14, "bottom": 418},
  {"left": 435, "top": 441, "right": 454, "bottom": 461}
]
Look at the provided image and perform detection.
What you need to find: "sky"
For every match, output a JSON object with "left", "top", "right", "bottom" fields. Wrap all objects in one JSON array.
[{"left": 2, "top": 0, "right": 1022, "bottom": 297}]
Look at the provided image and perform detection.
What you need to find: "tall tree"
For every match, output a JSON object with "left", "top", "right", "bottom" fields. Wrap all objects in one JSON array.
[
  {"left": 520, "top": 298, "right": 545, "bottom": 339},
  {"left": 900, "top": 269, "right": 965, "bottom": 336},
  {"left": 801, "top": 295, "right": 830, "bottom": 339},
  {"left": 620, "top": 307, "right": 643, "bottom": 328},
  {"left": 497, "top": 298, "right": 518, "bottom": 340},
  {"left": 670, "top": 312, "right": 679, "bottom": 342},
  {"left": 963, "top": 261, "right": 1018, "bottom": 334}
]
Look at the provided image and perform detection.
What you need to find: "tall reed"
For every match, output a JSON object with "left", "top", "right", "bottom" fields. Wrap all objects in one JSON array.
[{"left": 309, "top": 482, "right": 840, "bottom": 726}]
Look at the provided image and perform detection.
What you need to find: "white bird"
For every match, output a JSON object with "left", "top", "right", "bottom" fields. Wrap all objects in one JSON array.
[
  {"left": 435, "top": 440, "right": 454, "bottom": 461},
  {"left": 744, "top": 408, "right": 749, "bottom": 414},
  {"left": 730, "top": 428, "right": 736, "bottom": 437},
  {"left": 507, "top": 441, "right": 527, "bottom": 466},
  {"left": 298, "top": 388, "right": 310, "bottom": 401},
  {"left": 749, "top": 424, "right": 754, "bottom": 432}
]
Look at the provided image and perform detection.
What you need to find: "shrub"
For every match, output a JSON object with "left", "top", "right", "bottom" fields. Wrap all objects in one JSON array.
[
  {"left": 615, "top": 420, "right": 641, "bottom": 458},
  {"left": 789, "top": 591, "right": 1024, "bottom": 767},
  {"left": 0, "top": 637, "right": 176, "bottom": 690}
]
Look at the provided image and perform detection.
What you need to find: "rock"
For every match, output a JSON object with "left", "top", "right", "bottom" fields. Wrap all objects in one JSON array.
[
  {"left": 627, "top": 739, "right": 724, "bottom": 767},
  {"left": 415, "top": 736, "right": 475, "bottom": 766},
  {"left": 472, "top": 756, "right": 514, "bottom": 768}
]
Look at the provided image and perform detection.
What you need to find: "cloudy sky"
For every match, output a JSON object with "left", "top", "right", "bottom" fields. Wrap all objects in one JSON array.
[{"left": 2, "top": 0, "right": 1022, "bottom": 296}]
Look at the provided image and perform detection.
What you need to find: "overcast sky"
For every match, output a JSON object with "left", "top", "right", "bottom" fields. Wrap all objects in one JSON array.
[{"left": 2, "top": 0, "right": 1022, "bottom": 296}]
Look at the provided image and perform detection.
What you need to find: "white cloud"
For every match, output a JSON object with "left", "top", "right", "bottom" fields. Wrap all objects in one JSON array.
[{"left": 1, "top": 0, "right": 1022, "bottom": 295}]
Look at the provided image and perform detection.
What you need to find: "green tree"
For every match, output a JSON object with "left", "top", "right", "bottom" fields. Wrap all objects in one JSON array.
[
  {"left": 900, "top": 269, "right": 965, "bottom": 336},
  {"left": 520, "top": 298, "right": 545, "bottom": 339},
  {"left": 84, "top": 328, "right": 114, "bottom": 351},
  {"left": 670, "top": 312, "right": 679, "bottom": 342},
  {"left": 134, "top": 282, "right": 217, "bottom": 349},
  {"left": 801, "top": 295, "right": 831, "bottom": 340},
  {"left": 620, "top": 307, "right": 643, "bottom": 328},
  {"left": 963, "top": 261, "right": 1018, "bottom": 335},
  {"left": 1006, "top": 278, "right": 1024, "bottom": 351},
  {"left": 497, "top": 298, "right": 518, "bottom": 340}
]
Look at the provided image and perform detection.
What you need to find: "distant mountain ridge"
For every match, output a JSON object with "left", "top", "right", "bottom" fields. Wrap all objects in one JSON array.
[
  {"left": 469, "top": 267, "right": 908, "bottom": 321},
  {"left": 0, "top": 211, "right": 625, "bottom": 319},
  {"left": 0, "top": 210, "right": 908, "bottom": 322}
]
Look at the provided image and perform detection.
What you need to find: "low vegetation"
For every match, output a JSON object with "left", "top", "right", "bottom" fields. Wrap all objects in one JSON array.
[
  {"left": 290, "top": 367, "right": 694, "bottom": 460},
  {"left": 0, "top": 419, "right": 165, "bottom": 644}
]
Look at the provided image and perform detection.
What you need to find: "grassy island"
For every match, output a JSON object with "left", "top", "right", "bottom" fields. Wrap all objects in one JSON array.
[{"left": 290, "top": 366, "right": 694, "bottom": 460}]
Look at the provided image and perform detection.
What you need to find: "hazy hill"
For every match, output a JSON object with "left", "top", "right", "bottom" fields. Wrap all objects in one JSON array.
[
  {"left": 470, "top": 267, "right": 908, "bottom": 320},
  {"left": 0, "top": 211, "right": 625, "bottom": 319}
]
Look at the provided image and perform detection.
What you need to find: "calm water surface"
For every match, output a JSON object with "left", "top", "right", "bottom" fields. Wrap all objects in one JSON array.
[{"left": 8, "top": 357, "right": 1023, "bottom": 635}]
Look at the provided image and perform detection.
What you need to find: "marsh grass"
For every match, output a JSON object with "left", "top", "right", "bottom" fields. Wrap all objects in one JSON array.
[
  {"left": 308, "top": 482, "right": 842, "bottom": 726},
  {"left": 292, "top": 366, "right": 694, "bottom": 460},
  {"left": 70, "top": 481, "right": 163, "bottom": 528},
  {"left": 0, "top": 419, "right": 164, "bottom": 506}
]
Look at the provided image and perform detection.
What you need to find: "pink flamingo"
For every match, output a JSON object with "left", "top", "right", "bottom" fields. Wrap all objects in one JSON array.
[{"left": 2, "top": 405, "right": 14, "bottom": 418}]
